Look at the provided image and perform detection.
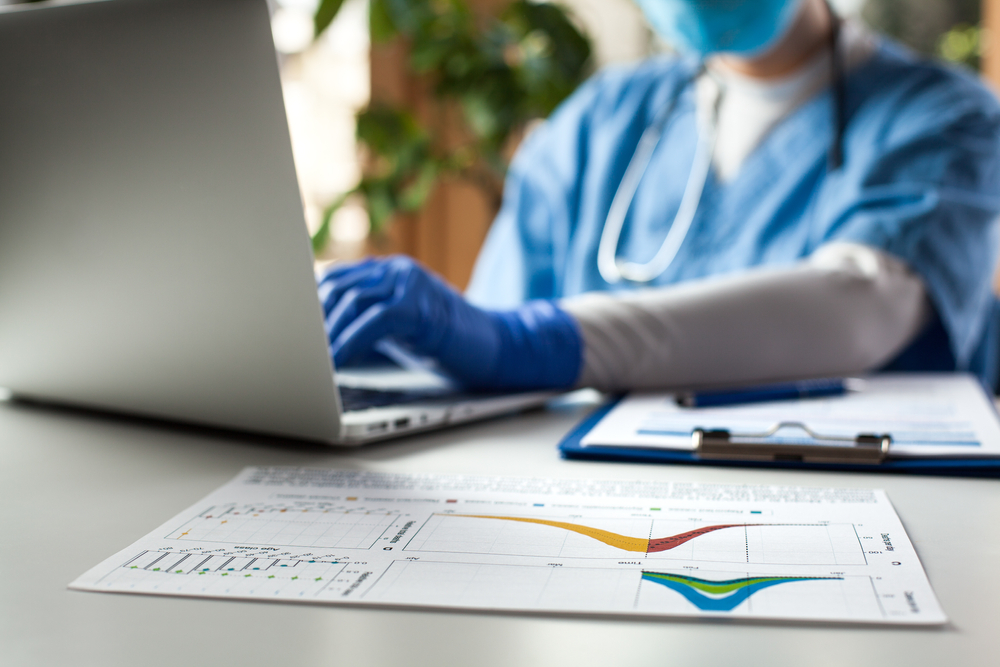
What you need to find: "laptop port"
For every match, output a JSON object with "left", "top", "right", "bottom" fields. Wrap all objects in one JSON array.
[
  {"left": 367, "top": 422, "right": 389, "bottom": 433},
  {"left": 394, "top": 417, "right": 411, "bottom": 429}
]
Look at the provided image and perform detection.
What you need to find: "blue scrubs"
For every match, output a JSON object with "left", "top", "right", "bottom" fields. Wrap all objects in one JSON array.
[{"left": 466, "top": 42, "right": 1000, "bottom": 385}]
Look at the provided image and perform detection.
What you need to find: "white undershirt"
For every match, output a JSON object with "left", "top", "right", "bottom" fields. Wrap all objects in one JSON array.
[{"left": 696, "top": 20, "right": 876, "bottom": 182}]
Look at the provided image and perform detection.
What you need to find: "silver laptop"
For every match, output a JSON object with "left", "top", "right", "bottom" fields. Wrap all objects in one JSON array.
[{"left": 0, "top": 0, "right": 552, "bottom": 444}]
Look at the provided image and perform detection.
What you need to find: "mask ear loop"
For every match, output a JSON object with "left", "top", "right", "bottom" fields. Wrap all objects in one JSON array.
[{"left": 826, "top": 0, "right": 845, "bottom": 171}]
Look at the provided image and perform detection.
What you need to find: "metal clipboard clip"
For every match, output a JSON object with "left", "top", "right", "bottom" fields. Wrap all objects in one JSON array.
[{"left": 693, "top": 421, "right": 891, "bottom": 465}]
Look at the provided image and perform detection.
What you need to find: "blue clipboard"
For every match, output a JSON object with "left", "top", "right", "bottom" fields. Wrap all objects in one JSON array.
[{"left": 558, "top": 398, "right": 1000, "bottom": 478}]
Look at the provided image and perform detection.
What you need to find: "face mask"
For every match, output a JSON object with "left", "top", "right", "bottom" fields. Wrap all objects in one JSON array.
[{"left": 634, "top": 0, "right": 804, "bottom": 57}]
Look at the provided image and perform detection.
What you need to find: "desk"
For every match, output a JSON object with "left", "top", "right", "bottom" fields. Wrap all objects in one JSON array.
[{"left": 1, "top": 397, "right": 998, "bottom": 667}]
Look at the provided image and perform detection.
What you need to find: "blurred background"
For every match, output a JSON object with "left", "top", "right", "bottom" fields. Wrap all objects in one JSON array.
[
  {"left": 284, "top": 0, "right": 996, "bottom": 290},
  {"left": 2, "top": 0, "right": 996, "bottom": 289}
]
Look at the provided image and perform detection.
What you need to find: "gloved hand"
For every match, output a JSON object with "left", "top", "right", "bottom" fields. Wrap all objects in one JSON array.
[{"left": 318, "top": 256, "right": 582, "bottom": 391}]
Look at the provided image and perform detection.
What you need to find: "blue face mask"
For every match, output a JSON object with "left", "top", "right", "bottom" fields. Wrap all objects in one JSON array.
[{"left": 634, "top": 0, "right": 804, "bottom": 57}]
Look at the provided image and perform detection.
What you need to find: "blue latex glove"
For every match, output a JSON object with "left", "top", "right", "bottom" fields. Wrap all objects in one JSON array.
[{"left": 318, "top": 256, "right": 583, "bottom": 391}]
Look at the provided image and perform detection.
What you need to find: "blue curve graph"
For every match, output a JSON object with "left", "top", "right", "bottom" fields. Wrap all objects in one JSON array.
[{"left": 641, "top": 571, "right": 843, "bottom": 612}]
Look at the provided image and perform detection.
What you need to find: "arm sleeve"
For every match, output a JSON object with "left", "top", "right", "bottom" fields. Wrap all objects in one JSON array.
[{"left": 560, "top": 243, "right": 930, "bottom": 392}]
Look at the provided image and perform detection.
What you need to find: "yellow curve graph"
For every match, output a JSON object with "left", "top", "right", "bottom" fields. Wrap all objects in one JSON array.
[
  {"left": 443, "top": 514, "right": 650, "bottom": 552},
  {"left": 440, "top": 514, "right": 767, "bottom": 553}
]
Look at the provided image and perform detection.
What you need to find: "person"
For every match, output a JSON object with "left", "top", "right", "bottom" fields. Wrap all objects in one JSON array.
[{"left": 318, "top": 0, "right": 1000, "bottom": 393}]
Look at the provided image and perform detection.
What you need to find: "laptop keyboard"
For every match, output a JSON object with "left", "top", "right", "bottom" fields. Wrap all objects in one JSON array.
[{"left": 338, "top": 385, "right": 452, "bottom": 412}]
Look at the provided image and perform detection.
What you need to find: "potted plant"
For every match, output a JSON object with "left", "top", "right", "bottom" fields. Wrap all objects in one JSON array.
[{"left": 310, "top": 0, "right": 592, "bottom": 254}]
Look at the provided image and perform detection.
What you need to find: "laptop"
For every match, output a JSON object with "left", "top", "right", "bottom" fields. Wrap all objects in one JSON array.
[{"left": 0, "top": 0, "right": 554, "bottom": 444}]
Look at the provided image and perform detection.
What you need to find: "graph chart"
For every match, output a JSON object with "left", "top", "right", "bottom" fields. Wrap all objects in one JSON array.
[
  {"left": 364, "top": 561, "right": 885, "bottom": 619},
  {"left": 637, "top": 569, "right": 885, "bottom": 618},
  {"left": 406, "top": 513, "right": 866, "bottom": 564},
  {"left": 639, "top": 571, "right": 843, "bottom": 612},
  {"left": 166, "top": 501, "right": 404, "bottom": 550},
  {"left": 122, "top": 549, "right": 342, "bottom": 576},
  {"left": 95, "top": 548, "right": 360, "bottom": 599},
  {"left": 70, "top": 468, "right": 947, "bottom": 624}
]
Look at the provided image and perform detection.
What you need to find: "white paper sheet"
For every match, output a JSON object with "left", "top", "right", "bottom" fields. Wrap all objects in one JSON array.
[
  {"left": 581, "top": 374, "right": 1000, "bottom": 458},
  {"left": 70, "top": 467, "right": 945, "bottom": 625}
]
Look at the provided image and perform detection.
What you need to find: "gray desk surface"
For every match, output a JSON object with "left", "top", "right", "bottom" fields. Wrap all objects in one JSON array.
[{"left": 2, "top": 396, "right": 999, "bottom": 667}]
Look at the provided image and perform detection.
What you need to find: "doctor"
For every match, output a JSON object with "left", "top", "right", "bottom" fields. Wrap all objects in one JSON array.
[{"left": 319, "top": 0, "right": 1000, "bottom": 392}]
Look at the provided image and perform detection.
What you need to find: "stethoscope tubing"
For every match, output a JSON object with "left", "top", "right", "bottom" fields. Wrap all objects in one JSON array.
[
  {"left": 597, "top": 2, "right": 845, "bottom": 286},
  {"left": 597, "top": 66, "right": 717, "bottom": 285}
]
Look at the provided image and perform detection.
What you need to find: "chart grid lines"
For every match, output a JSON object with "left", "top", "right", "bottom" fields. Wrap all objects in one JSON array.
[{"left": 70, "top": 468, "right": 946, "bottom": 625}]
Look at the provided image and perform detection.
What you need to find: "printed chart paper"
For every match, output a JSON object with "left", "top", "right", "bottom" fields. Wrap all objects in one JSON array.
[
  {"left": 581, "top": 374, "right": 1000, "bottom": 458},
  {"left": 70, "top": 468, "right": 946, "bottom": 624}
]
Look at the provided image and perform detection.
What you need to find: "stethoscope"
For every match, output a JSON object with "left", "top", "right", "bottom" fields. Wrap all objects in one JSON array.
[{"left": 597, "top": 6, "right": 847, "bottom": 285}]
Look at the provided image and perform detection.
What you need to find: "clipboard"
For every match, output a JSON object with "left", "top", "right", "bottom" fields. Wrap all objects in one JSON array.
[{"left": 558, "top": 389, "right": 1000, "bottom": 478}]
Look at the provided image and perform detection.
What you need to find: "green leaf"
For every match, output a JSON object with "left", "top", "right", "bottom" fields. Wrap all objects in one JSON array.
[
  {"left": 319, "top": 0, "right": 592, "bottom": 234},
  {"left": 357, "top": 107, "right": 427, "bottom": 155},
  {"left": 311, "top": 208, "right": 334, "bottom": 255},
  {"left": 369, "top": 0, "right": 399, "bottom": 43},
  {"left": 938, "top": 23, "right": 982, "bottom": 69},
  {"left": 364, "top": 181, "right": 398, "bottom": 234},
  {"left": 314, "top": 0, "right": 347, "bottom": 38},
  {"left": 399, "top": 161, "right": 440, "bottom": 211},
  {"left": 311, "top": 190, "right": 353, "bottom": 255},
  {"left": 460, "top": 92, "right": 501, "bottom": 141}
]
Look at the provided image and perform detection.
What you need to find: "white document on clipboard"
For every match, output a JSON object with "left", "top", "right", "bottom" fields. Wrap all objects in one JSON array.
[{"left": 580, "top": 374, "right": 1000, "bottom": 458}]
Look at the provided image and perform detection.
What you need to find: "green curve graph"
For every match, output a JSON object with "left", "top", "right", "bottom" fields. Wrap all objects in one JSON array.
[{"left": 641, "top": 571, "right": 843, "bottom": 612}]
